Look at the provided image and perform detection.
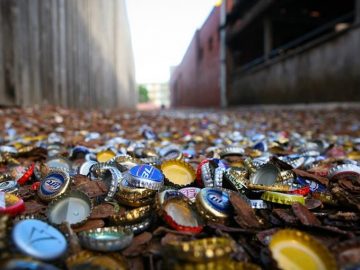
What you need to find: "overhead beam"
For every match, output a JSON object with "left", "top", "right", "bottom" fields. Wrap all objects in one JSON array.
[{"left": 228, "top": 0, "right": 274, "bottom": 40}]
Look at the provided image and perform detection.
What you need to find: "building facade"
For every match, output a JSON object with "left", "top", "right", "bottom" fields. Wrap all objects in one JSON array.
[
  {"left": 142, "top": 82, "right": 170, "bottom": 107},
  {"left": 0, "top": 0, "right": 136, "bottom": 109},
  {"left": 170, "top": 7, "right": 222, "bottom": 107},
  {"left": 170, "top": 0, "right": 360, "bottom": 107}
]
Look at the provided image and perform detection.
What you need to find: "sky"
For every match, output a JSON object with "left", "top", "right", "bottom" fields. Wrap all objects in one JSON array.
[{"left": 125, "top": 0, "right": 220, "bottom": 84}]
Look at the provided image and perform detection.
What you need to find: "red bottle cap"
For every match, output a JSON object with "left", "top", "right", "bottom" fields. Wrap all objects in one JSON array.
[
  {"left": 161, "top": 198, "right": 203, "bottom": 233},
  {"left": 196, "top": 159, "right": 210, "bottom": 187},
  {"left": 17, "top": 163, "right": 35, "bottom": 185},
  {"left": 0, "top": 192, "right": 25, "bottom": 216}
]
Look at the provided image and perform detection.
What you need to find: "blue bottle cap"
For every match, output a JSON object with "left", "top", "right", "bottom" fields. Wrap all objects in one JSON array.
[
  {"left": 12, "top": 219, "right": 67, "bottom": 260},
  {"left": 128, "top": 165, "right": 164, "bottom": 190},
  {"left": 37, "top": 170, "right": 70, "bottom": 201},
  {"left": 129, "top": 165, "right": 163, "bottom": 182},
  {"left": 2, "top": 259, "right": 61, "bottom": 270},
  {"left": 0, "top": 181, "right": 19, "bottom": 193},
  {"left": 71, "top": 145, "right": 90, "bottom": 158},
  {"left": 253, "top": 141, "right": 268, "bottom": 152},
  {"left": 196, "top": 188, "right": 232, "bottom": 220}
]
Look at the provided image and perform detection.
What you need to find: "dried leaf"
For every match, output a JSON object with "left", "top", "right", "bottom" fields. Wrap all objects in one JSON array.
[{"left": 292, "top": 202, "right": 321, "bottom": 226}]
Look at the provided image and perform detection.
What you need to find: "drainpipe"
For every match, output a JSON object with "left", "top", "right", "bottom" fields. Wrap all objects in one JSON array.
[{"left": 219, "top": 0, "right": 228, "bottom": 108}]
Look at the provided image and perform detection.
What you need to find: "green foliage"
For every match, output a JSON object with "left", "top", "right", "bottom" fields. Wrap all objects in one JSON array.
[{"left": 138, "top": 85, "right": 149, "bottom": 103}]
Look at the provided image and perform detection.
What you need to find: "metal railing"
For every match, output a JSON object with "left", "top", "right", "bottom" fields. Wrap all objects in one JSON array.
[{"left": 238, "top": 11, "right": 355, "bottom": 73}]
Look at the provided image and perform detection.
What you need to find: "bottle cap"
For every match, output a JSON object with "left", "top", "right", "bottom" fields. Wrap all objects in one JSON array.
[
  {"left": 166, "top": 260, "right": 261, "bottom": 270},
  {"left": 78, "top": 226, "right": 133, "bottom": 252},
  {"left": 0, "top": 192, "right": 25, "bottom": 216},
  {"left": 8, "top": 163, "right": 35, "bottom": 185},
  {"left": 200, "top": 162, "right": 213, "bottom": 187},
  {"left": 243, "top": 158, "right": 257, "bottom": 174},
  {"left": 196, "top": 159, "right": 210, "bottom": 187},
  {"left": 0, "top": 258, "right": 61, "bottom": 270},
  {"left": 328, "top": 164, "right": 360, "bottom": 180},
  {"left": 195, "top": 188, "right": 232, "bottom": 223},
  {"left": 123, "top": 216, "right": 152, "bottom": 234},
  {"left": 249, "top": 199, "right": 269, "bottom": 209},
  {"left": 110, "top": 205, "right": 151, "bottom": 225},
  {"left": 278, "top": 170, "right": 295, "bottom": 182},
  {"left": 99, "top": 167, "right": 122, "bottom": 202},
  {"left": 71, "top": 145, "right": 90, "bottom": 158},
  {"left": 269, "top": 229, "right": 337, "bottom": 270},
  {"left": 219, "top": 147, "right": 245, "bottom": 158},
  {"left": 45, "top": 156, "right": 73, "bottom": 172},
  {"left": 161, "top": 198, "right": 203, "bottom": 233},
  {"left": 114, "top": 155, "right": 141, "bottom": 171},
  {"left": 96, "top": 150, "right": 116, "bottom": 163},
  {"left": 155, "top": 189, "right": 185, "bottom": 211},
  {"left": 165, "top": 237, "right": 236, "bottom": 262},
  {"left": 117, "top": 175, "right": 156, "bottom": 199},
  {"left": 127, "top": 164, "right": 164, "bottom": 190},
  {"left": 161, "top": 160, "right": 196, "bottom": 187},
  {"left": 250, "top": 163, "right": 280, "bottom": 186},
  {"left": 0, "top": 181, "right": 19, "bottom": 194},
  {"left": 261, "top": 191, "right": 305, "bottom": 205},
  {"left": 12, "top": 219, "right": 67, "bottom": 260},
  {"left": 179, "top": 187, "right": 201, "bottom": 202},
  {"left": 289, "top": 185, "right": 311, "bottom": 196},
  {"left": 347, "top": 151, "right": 360, "bottom": 160},
  {"left": 37, "top": 169, "right": 71, "bottom": 201},
  {"left": 47, "top": 190, "right": 92, "bottom": 227},
  {"left": 78, "top": 160, "right": 98, "bottom": 176}
]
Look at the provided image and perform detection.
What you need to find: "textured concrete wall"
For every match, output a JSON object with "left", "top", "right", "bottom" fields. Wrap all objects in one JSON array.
[
  {"left": 170, "top": 7, "right": 221, "bottom": 108},
  {"left": 229, "top": 25, "right": 360, "bottom": 105},
  {"left": 0, "top": 0, "right": 136, "bottom": 109}
]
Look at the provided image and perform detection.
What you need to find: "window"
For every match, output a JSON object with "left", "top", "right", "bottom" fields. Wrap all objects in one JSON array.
[{"left": 208, "top": 37, "right": 213, "bottom": 51}]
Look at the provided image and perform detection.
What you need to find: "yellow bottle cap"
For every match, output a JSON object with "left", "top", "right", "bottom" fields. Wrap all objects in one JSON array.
[
  {"left": 165, "top": 237, "right": 236, "bottom": 262},
  {"left": 269, "top": 229, "right": 337, "bottom": 270},
  {"left": 261, "top": 191, "right": 305, "bottom": 205},
  {"left": 96, "top": 150, "right": 116, "bottom": 163},
  {"left": 161, "top": 160, "right": 196, "bottom": 187}
]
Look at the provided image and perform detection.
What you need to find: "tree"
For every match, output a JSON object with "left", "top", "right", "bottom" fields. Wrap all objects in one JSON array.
[{"left": 138, "top": 85, "right": 150, "bottom": 103}]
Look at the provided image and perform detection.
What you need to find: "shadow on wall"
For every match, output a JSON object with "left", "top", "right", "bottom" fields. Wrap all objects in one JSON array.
[{"left": 0, "top": 0, "right": 136, "bottom": 109}]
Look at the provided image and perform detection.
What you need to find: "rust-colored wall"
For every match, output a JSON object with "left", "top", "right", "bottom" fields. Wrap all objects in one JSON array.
[{"left": 170, "top": 7, "right": 221, "bottom": 107}]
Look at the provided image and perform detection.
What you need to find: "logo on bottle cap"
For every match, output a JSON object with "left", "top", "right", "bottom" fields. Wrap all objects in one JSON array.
[
  {"left": 38, "top": 170, "right": 70, "bottom": 201},
  {"left": 205, "top": 189, "right": 230, "bottom": 212},
  {"left": 130, "top": 165, "right": 163, "bottom": 182},
  {"left": 41, "top": 174, "right": 65, "bottom": 195}
]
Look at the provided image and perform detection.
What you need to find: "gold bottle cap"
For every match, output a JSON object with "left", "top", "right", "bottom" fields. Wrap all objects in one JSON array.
[
  {"left": 116, "top": 175, "right": 156, "bottom": 207},
  {"left": 347, "top": 151, "right": 360, "bottom": 160},
  {"left": 269, "top": 229, "right": 337, "bottom": 270},
  {"left": 110, "top": 205, "right": 151, "bottom": 225},
  {"left": 167, "top": 260, "right": 261, "bottom": 270},
  {"left": 165, "top": 237, "right": 236, "bottom": 262},
  {"left": 37, "top": 169, "right": 71, "bottom": 201},
  {"left": 113, "top": 155, "right": 141, "bottom": 171},
  {"left": 161, "top": 160, "right": 196, "bottom": 187},
  {"left": 261, "top": 191, "right": 305, "bottom": 205},
  {"left": 195, "top": 188, "right": 232, "bottom": 223},
  {"left": 97, "top": 150, "right": 116, "bottom": 163},
  {"left": 248, "top": 182, "right": 291, "bottom": 192}
]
